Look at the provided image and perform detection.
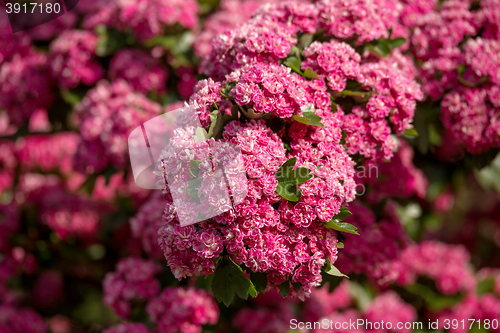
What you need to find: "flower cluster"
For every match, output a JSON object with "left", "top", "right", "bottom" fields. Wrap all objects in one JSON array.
[
  {"left": 194, "top": 0, "right": 296, "bottom": 58},
  {"left": 441, "top": 86, "right": 500, "bottom": 154},
  {"left": 363, "top": 291, "right": 417, "bottom": 333},
  {"left": 0, "top": 53, "right": 55, "bottom": 125},
  {"left": 15, "top": 133, "right": 80, "bottom": 175},
  {"left": 336, "top": 201, "right": 409, "bottom": 279},
  {"left": 103, "top": 258, "right": 161, "bottom": 318},
  {"left": 0, "top": 306, "right": 47, "bottom": 333},
  {"left": 49, "top": 30, "right": 104, "bottom": 89},
  {"left": 26, "top": 183, "right": 105, "bottom": 239},
  {"left": 73, "top": 79, "right": 163, "bottom": 173},
  {"left": 157, "top": 117, "right": 354, "bottom": 297},
  {"left": 317, "top": 0, "right": 408, "bottom": 44},
  {"left": 109, "top": 49, "right": 169, "bottom": 95},
  {"left": 130, "top": 192, "right": 166, "bottom": 259},
  {"left": 0, "top": 255, "right": 47, "bottom": 333},
  {"left": 27, "top": 12, "right": 78, "bottom": 41},
  {"left": 382, "top": 241, "right": 476, "bottom": 295},
  {"left": 0, "top": 14, "right": 31, "bottom": 66},
  {"left": 78, "top": 0, "right": 199, "bottom": 41},
  {"left": 360, "top": 141, "right": 428, "bottom": 203},
  {"left": 156, "top": 0, "right": 423, "bottom": 300},
  {"left": 147, "top": 287, "right": 219, "bottom": 333},
  {"left": 401, "top": 0, "right": 500, "bottom": 154}
]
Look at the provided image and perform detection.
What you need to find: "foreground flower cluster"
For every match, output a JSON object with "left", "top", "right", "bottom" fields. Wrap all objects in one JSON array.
[{"left": 153, "top": 0, "right": 424, "bottom": 301}]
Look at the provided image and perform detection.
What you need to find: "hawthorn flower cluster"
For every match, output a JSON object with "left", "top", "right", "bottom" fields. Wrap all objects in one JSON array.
[
  {"left": 49, "top": 30, "right": 104, "bottom": 89},
  {"left": 336, "top": 201, "right": 409, "bottom": 280},
  {"left": 74, "top": 79, "right": 163, "bottom": 173},
  {"left": 147, "top": 287, "right": 219, "bottom": 333},
  {"left": 78, "top": 0, "right": 199, "bottom": 41},
  {"left": 109, "top": 49, "right": 169, "bottom": 95},
  {"left": 103, "top": 257, "right": 161, "bottom": 317},
  {"left": 381, "top": 241, "right": 476, "bottom": 295},
  {"left": 155, "top": 0, "right": 422, "bottom": 300},
  {"left": 402, "top": 0, "right": 500, "bottom": 154},
  {"left": 0, "top": 53, "right": 55, "bottom": 126}
]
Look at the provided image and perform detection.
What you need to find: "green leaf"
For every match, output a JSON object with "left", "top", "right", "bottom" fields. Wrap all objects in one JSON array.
[
  {"left": 303, "top": 67, "right": 319, "bottom": 79},
  {"left": 369, "top": 41, "right": 390, "bottom": 57},
  {"left": 61, "top": 89, "right": 85, "bottom": 107},
  {"left": 189, "top": 160, "right": 201, "bottom": 178},
  {"left": 337, "top": 242, "right": 344, "bottom": 249},
  {"left": 95, "top": 26, "right": 132, "bottom": 57},
  {"left": 340, "top": 90, "right": 371, "bottom": 97},
  {"left": 279, "top": 281, "right": 290, "bottom": 297},
  {"left": 332, "top": 207, "right": 352, "bottom": 222},
  {"left": 293, "top": 112, "right": 324, "bottom": 127},
  {"left": 250, "top": 271, "right": 268, "bottom": 293},
  {"left": 207, "top": 110, "right": 226, "bottom": 139},
  {"left": 221, "top": 81, "right": 236, "bottom": 98},
  {"left": 477, "top": 278, "right": 495, "bottom": 295},
  {"left": 241, "top": 108, "right": 264, "bottom": 119},
  {"left": 325, "top": 264, "right": 349, "bottom": 279},
  {"left": 388, "top": 37, "right": 406, "bottom": 49},
  {"left": 298, "top": 33, "right": 314, "bottom": 49},
  {"left": 291, "top": 282, "right": 302, "bottom": 291},
  {"left": 404, "top": 128, "right": 419, "bottom": 137},
  {"left": 211, "top": 257, "right": 258, "bottom": 306},
  {"left": 284, "top": 56, "right": 303, "bottom": 74},
  {"left": 78, "top": 173, "right": 98, "bottom": 194},
  {"left": 275, "top": 157, "right": 313, "bottom": 201},
  {"left": 325, "top": 220, "right": 359, "bottom": 235},
  {"left": 194, "top": 127, "right": 208, "bottom": 142},
  {"left": 190, "top": 160, "right": 202, "bottom": 168},
  {"left": 406, "top": 283, "right": 465, "bottom": 311},
  {"left": 185, "top": 178, "right": 202, "bottom": 198},
  {"left": 292, "top": 105, "right": 324, "bottom": 127}
]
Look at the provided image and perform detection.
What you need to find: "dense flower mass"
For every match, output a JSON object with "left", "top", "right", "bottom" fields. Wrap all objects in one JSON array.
[
  {"left": 0, "top": 53, "right": 55, "bottom": 125},
  {"left": 157, "top": 116, "right": 354, "bottom": 297},
  {"left": 109, "top": 49, "right": 169, "bottom": 95},
  {"left": 130, "top": 192, "right": 166, "bottom": 259},
  {"left": 73, "top": 79, "right": 163, "bottom": 173},
  {"left": 232, "top": 291, "right": 296, "bottom": 333},
  {"left": 15, "top": 133, "right": 79, "bottom": 175},
  {"left": 336, "top": 201, "right": 409, "bottom": 279},
  {"left": 400, "top": 0, "right": 500, "bottom": 153},
  {"left": 103, "top": 258, "right": 161, "bottom": 317},
  {"left": 155, "top": 0, "right": 423, "bottom": 299},
  {"left": 78, "top": 0, "right": 199, "bottom": 41},
  {"left": 360, "top": 141, "right": 428, "bottom": 202},
  {"left": 441, "top": 86, "right": 500, "bottom": 153},
  {"left": 49, "top": 30, "right": 104, "bottom": 89},
  {"left": 382, "top": 241, "right": 476, "bottom": 294},
  {"left": 147, "top": 287, "right": 219, "bottom": 333},
  {"left": 26, "top": 182, "right": 106, "bottom": 239},
  {"left": 194, "top": 0, "right": 298, "bottom": 58}
]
